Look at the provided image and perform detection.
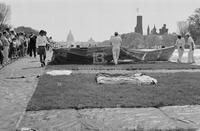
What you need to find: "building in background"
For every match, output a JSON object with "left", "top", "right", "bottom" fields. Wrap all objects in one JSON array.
[
  {"left": 159, "top": 24, "right": 168, "bottom": 35},
  {"left": 66, "top": 30, "right": 74, "bottom": 42},
  {"left": 147, "top": 25, "right": 150, "bottom": 35},
  {"left": 134, "top": 15, "right": 143, "bottom": 35},
  {"left": 151, "top": 25, "right": 158, "bottom": 35},
  {"left": 66, "top": 30, "right": 79, "bottom": 48}
]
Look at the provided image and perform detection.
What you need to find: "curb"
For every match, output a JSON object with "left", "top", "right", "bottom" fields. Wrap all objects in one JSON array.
[{"left": 0, "top": 57, "right": 24, "bottom": 70}]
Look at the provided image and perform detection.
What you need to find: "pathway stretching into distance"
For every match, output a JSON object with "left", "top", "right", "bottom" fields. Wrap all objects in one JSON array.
[
  {"left": 0, "top": 52, "right": 52, "bottom": 131},
  {"left": 1, "top": 51, "right": 200, "bottom": 131}
]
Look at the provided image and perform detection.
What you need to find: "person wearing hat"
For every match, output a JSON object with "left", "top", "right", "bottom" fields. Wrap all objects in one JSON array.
[
  {"left": 36, "top": 30, "right": 49, "bottom": 67},
  {"left": 175, "top": 34, "right": 185, "bottom": 63},
  {"left": 110, "top": 32, "right": 122, "bottom": 65},
  {"left": 186, "top": 33, "right": 195, "bottom": 63}
]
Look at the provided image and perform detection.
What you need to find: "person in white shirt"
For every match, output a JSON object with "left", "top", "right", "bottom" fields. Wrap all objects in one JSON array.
[
  {"left": 36, "top": 30, "right": 49, "bottom": 67},
  {"left": 186, "top": 33, "right": 195, "bottom": 63},
  {"left": 110, "top": 32, "right": 122, "bottom": 65},
  {"left": 175, "top": 34, "right": 185, "bottom": 63}
]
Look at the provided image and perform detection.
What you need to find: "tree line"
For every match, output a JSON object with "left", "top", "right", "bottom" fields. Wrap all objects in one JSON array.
[
  {"left": 177, "top": 8, "right": 200, "bottom": 45},
  {"left": 0, "top": 3, "right": 38, "bottom": 35}
]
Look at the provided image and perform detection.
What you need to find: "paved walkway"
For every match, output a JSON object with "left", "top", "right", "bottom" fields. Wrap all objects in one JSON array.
[
  {"left": 0, "top": 53, "right": 52, "bottom": 131},
  {"left": 17, "top": 106, "right": 200, "bottom": 131},
  {"left": 1, "top": 51, "right": 200, "bottom": 131}
]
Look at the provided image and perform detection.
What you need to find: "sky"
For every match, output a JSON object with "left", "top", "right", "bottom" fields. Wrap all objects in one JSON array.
[{"left": 1, "top": 0, "right": 200, "bottom": 41}]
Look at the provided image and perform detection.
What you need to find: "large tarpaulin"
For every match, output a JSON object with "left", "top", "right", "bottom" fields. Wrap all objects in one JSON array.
[{"left": 50, "top": 46, "right": 175, "bottom": 64}]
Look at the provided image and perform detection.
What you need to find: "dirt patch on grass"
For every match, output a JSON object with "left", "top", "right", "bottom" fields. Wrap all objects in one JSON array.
[{"left": 27, "top": 72, "right": 200, "bottom": 111}]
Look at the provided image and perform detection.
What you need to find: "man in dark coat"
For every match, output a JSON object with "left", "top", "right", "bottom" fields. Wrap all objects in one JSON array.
[{"left": 29, "top": 34, "right": 37, "bottom": 58}]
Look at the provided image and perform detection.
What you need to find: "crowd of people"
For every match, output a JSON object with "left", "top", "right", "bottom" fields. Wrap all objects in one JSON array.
[{"left": 0, "top": 28, "right": 54, "bottom": 67}]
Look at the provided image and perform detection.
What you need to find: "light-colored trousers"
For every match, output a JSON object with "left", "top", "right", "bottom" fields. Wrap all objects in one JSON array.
[
  {"left": 177, "top": 48, "right": 184, "bottom": 62},
  {"left": 112, "top": 47, "right": 120, "bottom": 65},
  {"left": 188, "top": 49, "right": 195, "bottom": 63},
  {"left": 3, "top": 46, "right": 9, "bottom": 63}
]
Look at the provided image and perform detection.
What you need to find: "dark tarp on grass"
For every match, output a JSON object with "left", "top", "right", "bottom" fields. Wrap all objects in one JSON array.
[{"left": 50, "top": 46, "right": 176, "bottom": 65}]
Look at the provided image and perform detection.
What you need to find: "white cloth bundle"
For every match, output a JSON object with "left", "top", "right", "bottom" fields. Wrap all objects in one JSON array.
[
  {"left": 96, "top": 73, "right": 157, "bottom": 85},
  {"left": 46, "top": 70, "right": 72, "bottom": 76}
]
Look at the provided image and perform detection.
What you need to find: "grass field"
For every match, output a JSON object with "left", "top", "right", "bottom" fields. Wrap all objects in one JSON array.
[
  {"left": 27, "top": 72, "right": 200, "bottom": 111},
  {"left": 26, "top": 49, "right": 200, "bottom": 111}
]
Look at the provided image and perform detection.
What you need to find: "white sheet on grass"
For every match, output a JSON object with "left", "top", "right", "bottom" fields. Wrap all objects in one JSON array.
[
  {"left": 46, "top": 70, "right": 72, "bottom": 76},
  {"left": 96, "top": 73, "right": 157, "bottom": 85}
]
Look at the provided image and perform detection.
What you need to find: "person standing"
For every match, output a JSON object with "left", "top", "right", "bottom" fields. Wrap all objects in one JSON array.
[
  {"left": 29, "top": 34, "right": 37, "bottom": 57},
  {"left": 186, "top": 33, "right": 195, "bottom": 63},
  {"left": 24, "top": 34, "right": 29, "bottom": 56},
  {"left": 36, "top": 30, "right": 49, "bottom": 67},
  {"left": 1, "top": 31, "right": 10, "bottom": 64},
  {"left": 18, "top": 32, "right": 25, "bottom": 57},
  {"left": 0, "top": 33, "right": 4, "bottom": 65},
  {"left": 175, "top": 35, "right": 185, "bottom": 63},
  {"left": 110, "top": 32, "right": 122, "bottom": 65},
  {"left": 48, "top": 36, "right": 54, "bottom": 51}
]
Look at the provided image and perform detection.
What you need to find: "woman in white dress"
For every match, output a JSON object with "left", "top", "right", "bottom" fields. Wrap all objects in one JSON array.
[{"left": 175, "top": 34, "right": 185, "bottom": 63}]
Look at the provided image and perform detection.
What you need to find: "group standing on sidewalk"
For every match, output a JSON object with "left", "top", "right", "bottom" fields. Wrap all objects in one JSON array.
[
  {"left": 0, "top": 29, "right": 29, "bottom": 67},
  {"left": 0, "top": 28, "right": 55, "bottom": 68}
]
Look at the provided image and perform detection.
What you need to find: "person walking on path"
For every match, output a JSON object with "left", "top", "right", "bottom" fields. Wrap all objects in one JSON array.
[
  {"left": 186, "top": 33, "right": 195, "bottom": 63},
  {"left": 175, "top": 34, "right": 185, "bottom": 63},
  {"left": 110, "top": 32, "right": 122, "bottom": 65},
  {"left": 36, "top": 30, "right": 49, "bottom": 67}
]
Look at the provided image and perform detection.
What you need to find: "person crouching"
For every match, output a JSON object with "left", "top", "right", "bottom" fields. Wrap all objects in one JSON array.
[
  {"left": 110, "top": 32, "right": 122, "bottom": 65},
  {"left": 36, "top": 30, "right": 49, "bottom": 67}
]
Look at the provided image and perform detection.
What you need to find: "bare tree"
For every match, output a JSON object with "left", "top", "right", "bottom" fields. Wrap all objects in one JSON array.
[
  {"left": 177, "top": 21, "right": 189, "bottom": 36},
  {"left": 0, "top": 3, "right": 11, "bottom": 27}
]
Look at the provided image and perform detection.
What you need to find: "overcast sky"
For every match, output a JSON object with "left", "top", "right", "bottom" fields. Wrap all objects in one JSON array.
[{"left": 2, "top": 0, "right": 200, "bottom": 41}]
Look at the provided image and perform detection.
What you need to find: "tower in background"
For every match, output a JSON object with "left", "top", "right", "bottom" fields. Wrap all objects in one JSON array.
[
  {"left": 147, "top": 25, "right": 150, "bottom": 35},
  {"left": 134, "top": 8, "right": 143, "bottom": 35},
  {"left": 151, "top": 25, "right": 158, "bottom": 35},
  {"left": 67, "top": 30, "right": 74, "bottom": 42}
]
